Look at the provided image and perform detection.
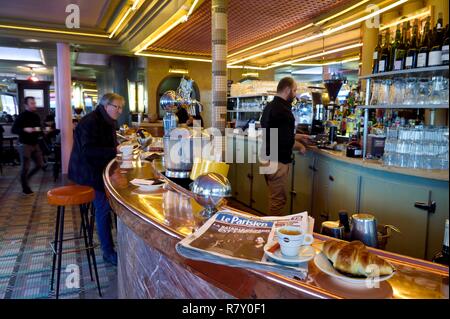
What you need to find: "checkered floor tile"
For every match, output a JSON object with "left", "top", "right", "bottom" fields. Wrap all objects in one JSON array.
[{"left": 0, "top": 166, "right": 117, "bottom": 299}]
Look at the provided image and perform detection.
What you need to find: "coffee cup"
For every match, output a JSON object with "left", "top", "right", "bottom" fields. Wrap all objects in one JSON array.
[
  {"left": 120, "top": 144, "right": 134, "bottom": 158},
  {"left": 276, "top": 226, "right": 314, "bottom": 257}
]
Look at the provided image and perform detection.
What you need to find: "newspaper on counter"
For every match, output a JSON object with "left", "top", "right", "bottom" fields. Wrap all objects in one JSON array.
[{"left": 176, "top": 209, "right": 314, "bottom": 279}]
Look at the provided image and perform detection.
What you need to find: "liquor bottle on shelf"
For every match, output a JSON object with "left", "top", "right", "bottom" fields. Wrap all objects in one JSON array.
[
  {"left": 432, "top": 219, "right": 449, "bottom": 266},
  {"left": 389, "top": 24, "right": 402, "bottom": 71},
  {"left": 372, "top": 32, "right": 383, "bottom": 73},
  {"left": 394, "top": 22, "right": 408, "bottom": 70},
  {"left": 442, "top": 24, "right": 449, "bottom": 65},
  {"left": 379, "top": 29, "right": 391, "bottom": 72},
  {"left": 417, "top": 16, "right": 431, "bottom": 68},
  {"left": 429, "top": 12, "right": 444, "bottom": 66},
  {"left": 346, "top": 130, "right": 362, "bottom": 158},
  {"left": 405, "top": 19, "right": 419, "bottom": 69}
]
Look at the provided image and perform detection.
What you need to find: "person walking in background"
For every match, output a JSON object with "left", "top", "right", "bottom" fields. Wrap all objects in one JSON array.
[
  {"left": 68, "top": 93, "right": 124, "bottom": 266},
  {"left": 11, "top": 97, "right": 45, "bottom": 195}
]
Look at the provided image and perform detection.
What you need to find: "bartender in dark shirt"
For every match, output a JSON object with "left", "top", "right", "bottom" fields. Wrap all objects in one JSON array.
[
  {"left": 260, "top": 77, "right": 306, "bottom": 215},
  {"left": 11, "top": 97, "right": 44, "bottom": 195}
]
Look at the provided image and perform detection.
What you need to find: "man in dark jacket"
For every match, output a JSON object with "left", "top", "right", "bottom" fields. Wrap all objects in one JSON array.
[
  {"left": 68, "top": 93, "right": 124, "bottom": 266},
  {"left": 260, "top": 77, "right": 306, "bottom": 215},
  {"left": 12, "top": 97, "right": 45, "bottom": 194}
]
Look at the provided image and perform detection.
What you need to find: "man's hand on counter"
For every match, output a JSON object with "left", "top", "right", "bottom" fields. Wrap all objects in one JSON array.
[
  {"left": 293, "top": 141, "right": 307, "bottom": 155},
  {"left": 295, "top": 133, "right": 315, "bottom": 145}
]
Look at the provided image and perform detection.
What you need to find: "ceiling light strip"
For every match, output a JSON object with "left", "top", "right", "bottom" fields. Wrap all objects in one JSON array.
[
  {"left": 227, "top": 23, "right": 314, "bottom": 58},
  {"left": 187, "top": 0, "right": 200, "bottom": 16},
  {"left": 39, "top": 49, "right": 46, "bottom": 65},
  {"left": 138, "top": 14, "right": 189, "bottom": 51},
  {"left": 135, "top": 0, "right": 200, "bottom": 53},
  {"left": 0, "top": 24, "right": 109, "bottom": 38},
  {"left": 282, "top": 43, "right": 363, "bottom": 65},
  {"left": 380, "top": 10, "right": 430, "bottom": 30},
  {"left": 135, "top": 52, "right": 212, "bottom": 62},
  {"left": 227, "top": 0, "right": 369, "bottom": 59},
  {"left": 228, "top": 0, "right": 407, "bottom": 65},
  {"left": 314, "top": 0, "right": 370, "bottom": 25},
  {"left": 109, "top": 0, "right": 142, "bottom": 38}
]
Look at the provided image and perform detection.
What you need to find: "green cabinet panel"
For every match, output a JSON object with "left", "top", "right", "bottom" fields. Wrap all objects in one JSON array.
[
  {"left": 359, "top": 174, "right": 429, "bottom": 259},
  {"left": 292, "top": 152, "right": 314, "bottom": 215},
  {"left": 233, "top": 163, "right": 252, "bottom": 206},
  {"left": 252, "top": 162, "right": 269, "bottom": 215},
  {"left": 311, "top": 157, "right": 330, "bottom": 232},
  {"left": 426, "top": 185, "right": 449, "bottom": 260},
  {"left": 326, "top": 160, "right": 360, "bottom": 221}
]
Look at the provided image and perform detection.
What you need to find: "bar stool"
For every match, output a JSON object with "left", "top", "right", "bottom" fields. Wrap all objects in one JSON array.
[{"left": 47, "top": 185, "right": 102, "bottom": 299}]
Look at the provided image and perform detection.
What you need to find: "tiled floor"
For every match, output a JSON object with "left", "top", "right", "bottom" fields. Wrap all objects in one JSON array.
[{"left": 0, "top": 165, "right": 117, "bottom": 299}]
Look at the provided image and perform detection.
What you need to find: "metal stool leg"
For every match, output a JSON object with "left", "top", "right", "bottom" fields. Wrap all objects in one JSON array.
[
  {"left": 80, "top": 204, "right": 94, "bottom": 281},
  {"left": 55, "top": 206, "right": 65, "bottom": 299},
  {"left": 89, "top": 204, "right": 95, "bottom": 239},
  {"left": 50, "top": 206, "right": 61, "bottom": 290},
  {"left": 85, "top": 209, "right": 102, "bottom": 297}
]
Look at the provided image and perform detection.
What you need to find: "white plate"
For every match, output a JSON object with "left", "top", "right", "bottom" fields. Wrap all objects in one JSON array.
[
  {"left": 313, "top": 252, "right": 395, "bottom": 285},
  {"left": 130, "top": 179, "right": 165, "bottom": 192},
  {"left": 264, "top": 243, "right": 316, "bottom": 265}
]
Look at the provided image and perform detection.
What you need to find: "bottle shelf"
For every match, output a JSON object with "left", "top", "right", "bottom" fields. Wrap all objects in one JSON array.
[
  {"left": 359, "top": 65, "right": 449, "bottom": 80},
  {"left": 358, "top": 103, "right": 449, "bottom": 109}
]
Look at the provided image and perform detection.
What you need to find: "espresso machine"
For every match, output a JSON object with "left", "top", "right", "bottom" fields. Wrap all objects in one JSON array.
[
  {"left": 310, "top": 87, "right": 326, "bottom": 135},
  {"left": 323, "top": 78, "right": 343, "bottom": 121}
]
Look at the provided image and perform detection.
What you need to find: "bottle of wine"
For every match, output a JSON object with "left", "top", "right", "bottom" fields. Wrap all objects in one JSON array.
[
  {"left": 432, "top": 219, "right": 449, "bottom": 266},
  {"left": 379, "top": 30, "right": 390, "bottom": 72},
  {"left": 417, "top": 16, "right": 431, "bottom": 68},
  {"left": 372, "top": 33, "right": 383, "bottom": 73},
  {"left": 429, "top": 12, "right": 444, "bottom": 66},
  {"left": 389, "top": 24, "right": 402, "bottom": 71},
  {"left": 405, "top": 19, "right": 419, "bottom": 69},
  {"left": 442, "top": 24, "right": 449, "bottom": 65},
  {"left": 394, "top": 22, "right": 408, "bottom": 70}
]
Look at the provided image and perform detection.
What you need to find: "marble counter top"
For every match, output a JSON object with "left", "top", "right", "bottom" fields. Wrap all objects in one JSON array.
[{"left": 104, "top": 158, "right": 449, "bottom": 299}]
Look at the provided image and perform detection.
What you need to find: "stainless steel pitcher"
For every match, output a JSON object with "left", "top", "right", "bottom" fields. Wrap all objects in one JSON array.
[{"left": 350, "top": 213, "right": 378, "bottom": 248}]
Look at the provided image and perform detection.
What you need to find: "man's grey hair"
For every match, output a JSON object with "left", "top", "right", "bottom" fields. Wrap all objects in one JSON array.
[{"left": 98, "top": 93, "right": 124, "bottom": 107}]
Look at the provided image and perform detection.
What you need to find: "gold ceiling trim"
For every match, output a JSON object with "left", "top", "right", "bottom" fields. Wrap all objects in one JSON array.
[
  {"left": 0, "top": 23, "right": 109, "bottom": 38},
  {"left": 133, "top": 0, "right": 201, "bottom": 53}
]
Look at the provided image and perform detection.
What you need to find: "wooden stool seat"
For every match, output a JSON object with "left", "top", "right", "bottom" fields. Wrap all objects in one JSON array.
[{"left": 47, "top": 185, "right": 95, "bottom": 206}]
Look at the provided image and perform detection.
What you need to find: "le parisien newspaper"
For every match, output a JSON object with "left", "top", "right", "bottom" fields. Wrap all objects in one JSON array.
[{"left": 176, "top": 209, "right": 314, "bottom": 279}]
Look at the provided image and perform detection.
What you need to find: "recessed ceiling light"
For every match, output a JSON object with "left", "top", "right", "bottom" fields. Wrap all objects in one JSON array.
[
  {"left": 27, "top": 63, "right": 44, "bottom": 68},
  {"left": 23, "top": 39, "right": 41, "bottom": 43}
]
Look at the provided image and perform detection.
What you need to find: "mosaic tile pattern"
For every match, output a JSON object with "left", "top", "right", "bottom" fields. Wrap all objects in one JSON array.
[{"left": 0, "top": 167, "right": 117, "bottom": 299}]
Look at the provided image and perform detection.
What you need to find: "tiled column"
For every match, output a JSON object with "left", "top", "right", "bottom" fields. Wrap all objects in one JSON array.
[
  {"left": 211, "top": 0, "right": 228, "bottom": 132},
  {"left": 56, "top": 43, "right": 73, "bottom": 175}
]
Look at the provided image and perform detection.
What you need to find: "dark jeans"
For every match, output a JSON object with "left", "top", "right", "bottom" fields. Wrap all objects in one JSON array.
[
  {"left": 93, "top": 190, "right": 115, "bottom": 256},
  {"left": 19, "top": 143, "right": 44, "bottom": 191}
]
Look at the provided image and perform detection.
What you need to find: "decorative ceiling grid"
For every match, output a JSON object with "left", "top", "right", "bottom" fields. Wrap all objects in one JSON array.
[{"left": 149, "top": 0, "right": 357, "bottom": 56}]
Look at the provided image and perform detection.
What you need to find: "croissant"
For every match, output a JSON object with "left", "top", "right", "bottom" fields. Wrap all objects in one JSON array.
[{"left": 322, "top": 240, "right": 394, "bottom": 277}]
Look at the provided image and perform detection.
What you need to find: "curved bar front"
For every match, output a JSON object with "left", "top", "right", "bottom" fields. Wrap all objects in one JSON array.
[{"left": 104, "top": 159, "right": 449, "bottom": 299}]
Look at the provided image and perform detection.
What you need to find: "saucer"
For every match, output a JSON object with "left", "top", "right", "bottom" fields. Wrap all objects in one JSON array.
[
  {"left": 130, "top": 179, "right": 166, "bottom": 191},
  {"left": 264, "top": 242, "right": 316, "bottom": 265}
]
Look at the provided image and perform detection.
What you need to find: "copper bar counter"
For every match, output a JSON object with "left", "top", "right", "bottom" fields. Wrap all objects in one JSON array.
[{"left": 104, "top": 158, "right": 449, "bottom": 299}]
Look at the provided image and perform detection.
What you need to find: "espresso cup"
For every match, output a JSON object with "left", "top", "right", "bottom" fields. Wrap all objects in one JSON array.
[
  {"left": 120, "top": 144, "right": 134, "bottom": 158},
  {"left": 276, "top": 226, "right": 314, "bottom": 257}
]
